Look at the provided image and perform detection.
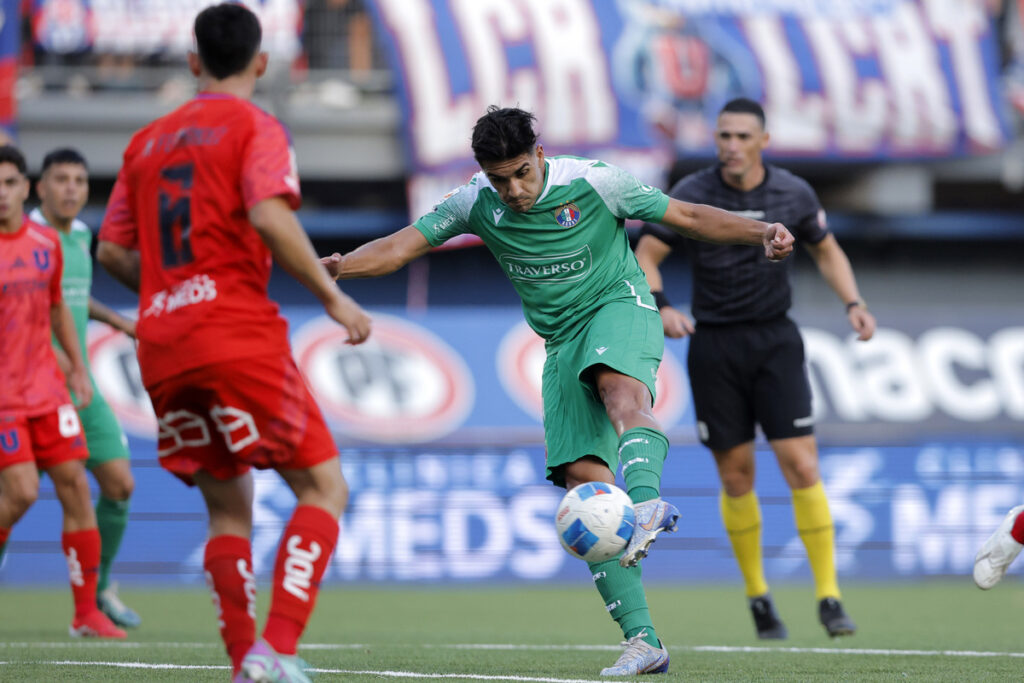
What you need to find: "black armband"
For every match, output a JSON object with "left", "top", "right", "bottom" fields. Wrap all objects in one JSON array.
[
  {"left": 845, "top": 298, "right": 867, "bottom": 312},
  {"left": 652, "top": 290, "right": 672, "bottom": 309}
]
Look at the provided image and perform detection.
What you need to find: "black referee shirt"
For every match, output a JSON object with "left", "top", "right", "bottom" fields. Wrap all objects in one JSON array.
[{"left": 641, "top": 163, "right": 828, "bottom": 325}]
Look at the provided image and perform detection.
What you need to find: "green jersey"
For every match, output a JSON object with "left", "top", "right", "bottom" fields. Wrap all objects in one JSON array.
[
  {"left": 32, "top": 208, "right": 92, "bottom": 359},
  {"left": 413, "top": 156, "right": 671, "bottom": 342}
]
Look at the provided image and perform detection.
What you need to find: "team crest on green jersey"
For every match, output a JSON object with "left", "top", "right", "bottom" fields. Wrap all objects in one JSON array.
[{"left": 554, "top": 202, "right": 581, "bottom": 228}]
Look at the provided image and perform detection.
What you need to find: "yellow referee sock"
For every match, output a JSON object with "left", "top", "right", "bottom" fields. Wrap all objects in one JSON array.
[
  {"left": 720, "top": 490, "right": 769, "bottom": 597},
  {"left": 792, "top": 480, "right": 840, "bottom": 600}
]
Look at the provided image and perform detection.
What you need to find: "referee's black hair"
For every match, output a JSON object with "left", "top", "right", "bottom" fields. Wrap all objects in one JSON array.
[
  {"left": 194, "top": 3, "right": 262, "bottom": 80},
  {"left": 720, "top": 98, "right": 766, "bottom": 128},
  {"left": 41, "top": 148, "right": 88, "bottom": 174},
  {"left": 0, "top": 145, "right": 27, "bottom": 175},
  {"left": 471, "top": 106, "right": 539, "bottom": 164}
]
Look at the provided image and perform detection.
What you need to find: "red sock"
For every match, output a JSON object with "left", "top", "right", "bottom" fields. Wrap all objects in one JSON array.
[
  {"left": 0, "top": 526, "right": 10, "bottom": 560},
  {"left": 204, "top": 535, "right": 256, "bottom": 674},
  {"left": 1012, "top": 510, "right": 1024, "bottom": 545},
  {"left": 263, "top": 505, "right": 339, "bottom": 655},
  {"left": 62, "top": 529, "right": 100, "bottom": 618}
]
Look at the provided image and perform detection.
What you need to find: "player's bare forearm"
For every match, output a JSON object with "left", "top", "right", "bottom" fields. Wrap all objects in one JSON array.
[
  {"left": 660, "top": 199, "right": 766, "bottom": 245},
  {"left": 53, "top": 345, "right": 73, "bottom": 376},
  {"left": 97, "top": 241, "right": 141, "bottom": 293},
  {"left": 324, "top": 226, "right": 432, "bottom": 280},
  {"left": 660, "top": 200, "right": 793, "bottom": 260},
  {"left": 51, "top": 303, "right": 86, "bottom": 371},
  {"left": 249, "top": 197, "right": 341, "bottom": 305},
  {"left": 51, "top": 302, "right": 93, "bottom": 406},
  {"left": 88, "top": 297, "right": 136, "bottom": 337}
]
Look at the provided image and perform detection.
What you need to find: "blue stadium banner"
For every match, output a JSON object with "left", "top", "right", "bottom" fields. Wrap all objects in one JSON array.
[
  {"left": 6, "top": 441, "right": 1024, "bottom": 585},
  {"left": 365, "top": 0, "right": 1012, "bottom": 218},
  {"left": 87, "top": 306, "right": 1024, "bottom": 446},
  {"left": 2, "top": 303, "right": 1023, "bottom": 584},
  {"left": 0, "top": 0, "right": 20, "bottom": 139},
  {"left": 30, "top": 0, "right": 302, "bottom": 59}
]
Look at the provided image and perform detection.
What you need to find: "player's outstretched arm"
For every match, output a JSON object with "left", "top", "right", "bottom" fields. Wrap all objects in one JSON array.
[
  {"left": 250, "top": 196, "right": 371, "bottom": 344},
  {"left": 659, "top": 198, "right": 794, "bottom": 261},
  {"left": 96, "top": 242, "right": 141, "bottom": 293},
  {"left": 51, "top": 301, "right": 93, "bottom": 408},
  {"left": 88, "top": 297, "right": 136, "bottom": 338},
  {"left": 322, "top": 226, "right": 433, "bottom": 281},
  {"left": 635, "top": 234, "right": 694, "bottom": 338}
]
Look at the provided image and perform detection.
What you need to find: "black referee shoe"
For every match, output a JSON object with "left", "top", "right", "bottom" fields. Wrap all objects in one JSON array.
[
  {"left": 748, "top": 594, "right": 788, "bottom": 639},
  {"left": 819, "top": 597, "right": 857, "bottom": 637}
]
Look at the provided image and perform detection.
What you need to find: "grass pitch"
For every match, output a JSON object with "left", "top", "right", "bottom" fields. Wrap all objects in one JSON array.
[{"left": 1, "top": 581, "right": 1022, "bottom": 681}]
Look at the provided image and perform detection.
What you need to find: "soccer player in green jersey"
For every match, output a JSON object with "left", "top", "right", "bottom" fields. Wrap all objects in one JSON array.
[
  {"left": 323, "top": 107, "right": 794, "bottom": 676},
  {"left": 33, "top": 148, "right": 142, "bottom": 629}
]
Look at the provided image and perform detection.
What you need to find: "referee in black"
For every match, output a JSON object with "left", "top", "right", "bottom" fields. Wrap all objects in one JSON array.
[{"left": 636, "top": 98, "right": 875, "bottom": 640}]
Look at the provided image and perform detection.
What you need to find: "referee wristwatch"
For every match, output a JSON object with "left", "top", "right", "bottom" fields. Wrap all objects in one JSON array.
[{"left": 845, "top": 298, "right": 867, "bottom": 312}]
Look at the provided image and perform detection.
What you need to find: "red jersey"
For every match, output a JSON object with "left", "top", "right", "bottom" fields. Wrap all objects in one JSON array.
[
  {"left": 99, "top": 93, "right": 301, "bottom": 388},
  {"left": 0, "top": 217, "right": 72, "bottom": 416}
]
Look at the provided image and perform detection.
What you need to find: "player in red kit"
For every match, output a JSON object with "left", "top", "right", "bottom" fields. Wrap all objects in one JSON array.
[
  {"left": 96, "top": 5, "right": 371, "bottom": 681},
  {"left": 0, "top": 145, "right": 126, "bottom": 639}
]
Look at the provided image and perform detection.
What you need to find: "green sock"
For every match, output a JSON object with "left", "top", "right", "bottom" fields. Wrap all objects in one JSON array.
[
  {"left": 588, "top": 557, "right": 660, "bottom": 648},
  {"left": 618, "top": 428, "right": 669, "bottom": 504},
  {"left": 95, "top": 496, "right": 130, "bottom": 594}
]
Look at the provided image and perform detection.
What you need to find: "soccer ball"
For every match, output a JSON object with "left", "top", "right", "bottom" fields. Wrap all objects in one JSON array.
[{"left": 555, "top": 482, "right": 635, "bottom": 562}]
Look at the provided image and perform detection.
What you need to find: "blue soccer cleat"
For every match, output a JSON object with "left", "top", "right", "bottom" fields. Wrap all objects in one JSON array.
[
  {"left": 234, "top": 639, "right": 312, "bottom": 683},
  {"left": 619, "top": 498, "right": 679, "bottom": 568},
  {"left": 600, "top": 631, "right": 669, "bottom": 676}
]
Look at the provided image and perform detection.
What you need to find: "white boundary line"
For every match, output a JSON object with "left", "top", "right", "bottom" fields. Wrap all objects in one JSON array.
[
  {"left": 0, "top": 661, "right": 607, "bottom": 683},
  {"left": 2, "top": 641, "right": 1024, "bottom": 658}
]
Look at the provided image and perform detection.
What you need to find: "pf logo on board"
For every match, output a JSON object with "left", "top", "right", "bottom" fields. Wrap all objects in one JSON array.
[{"left": 293, "top": 314, "right": 474, "bottom": 443}]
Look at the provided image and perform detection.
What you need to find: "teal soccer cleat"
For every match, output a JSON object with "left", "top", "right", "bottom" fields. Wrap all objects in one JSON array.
[
  {"left": 98, "top": 582, "right": 142, "bottom": 628},
  {"left": 235, "top": 639, "right": 312, "bottom": 683}
]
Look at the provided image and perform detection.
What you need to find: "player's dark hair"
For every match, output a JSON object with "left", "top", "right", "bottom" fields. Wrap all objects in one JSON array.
[
  {"left": 720, "top": 98, "right": 766, "bottom": 128},
  {"left": 0, "top": 145, "right": 27, "bottom": 175},
  {"left": 41, "top": 148, "right": 88, "bottom": 174},
  {"left": 471, "top": 106, "right": 539, "bottom": 164},
  {"left": 194, "top": 3, "right": 262, "bottom": 80}
]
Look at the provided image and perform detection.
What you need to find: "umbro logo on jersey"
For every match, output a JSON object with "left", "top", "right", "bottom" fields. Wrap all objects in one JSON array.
[
  {"left": 595, "top": 346, "right": 608, "bottom": 355},
  {"left": 492, "top": 208, "right": 505, "bottom": 224}
]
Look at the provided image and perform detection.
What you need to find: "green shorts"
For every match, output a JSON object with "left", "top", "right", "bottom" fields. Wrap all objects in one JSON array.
[
  {"left": 79, "top": 377, "right": 130, "bottom": 468},
  {"left": 543, "top": 300, "right": 663, "bottom": 487}
]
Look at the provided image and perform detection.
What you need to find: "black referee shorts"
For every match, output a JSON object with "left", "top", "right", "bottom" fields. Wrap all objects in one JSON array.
[{"left": 687, "top": 316, "right": 814, "bottom": 451}]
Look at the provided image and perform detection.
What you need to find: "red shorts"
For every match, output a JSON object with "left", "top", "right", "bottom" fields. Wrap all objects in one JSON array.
[
  {"left": 0, "top": 405, "right": 89, "bottom": 471},
  {"left": 147, "top": 354, "right": 337, "bottom": 484}
]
